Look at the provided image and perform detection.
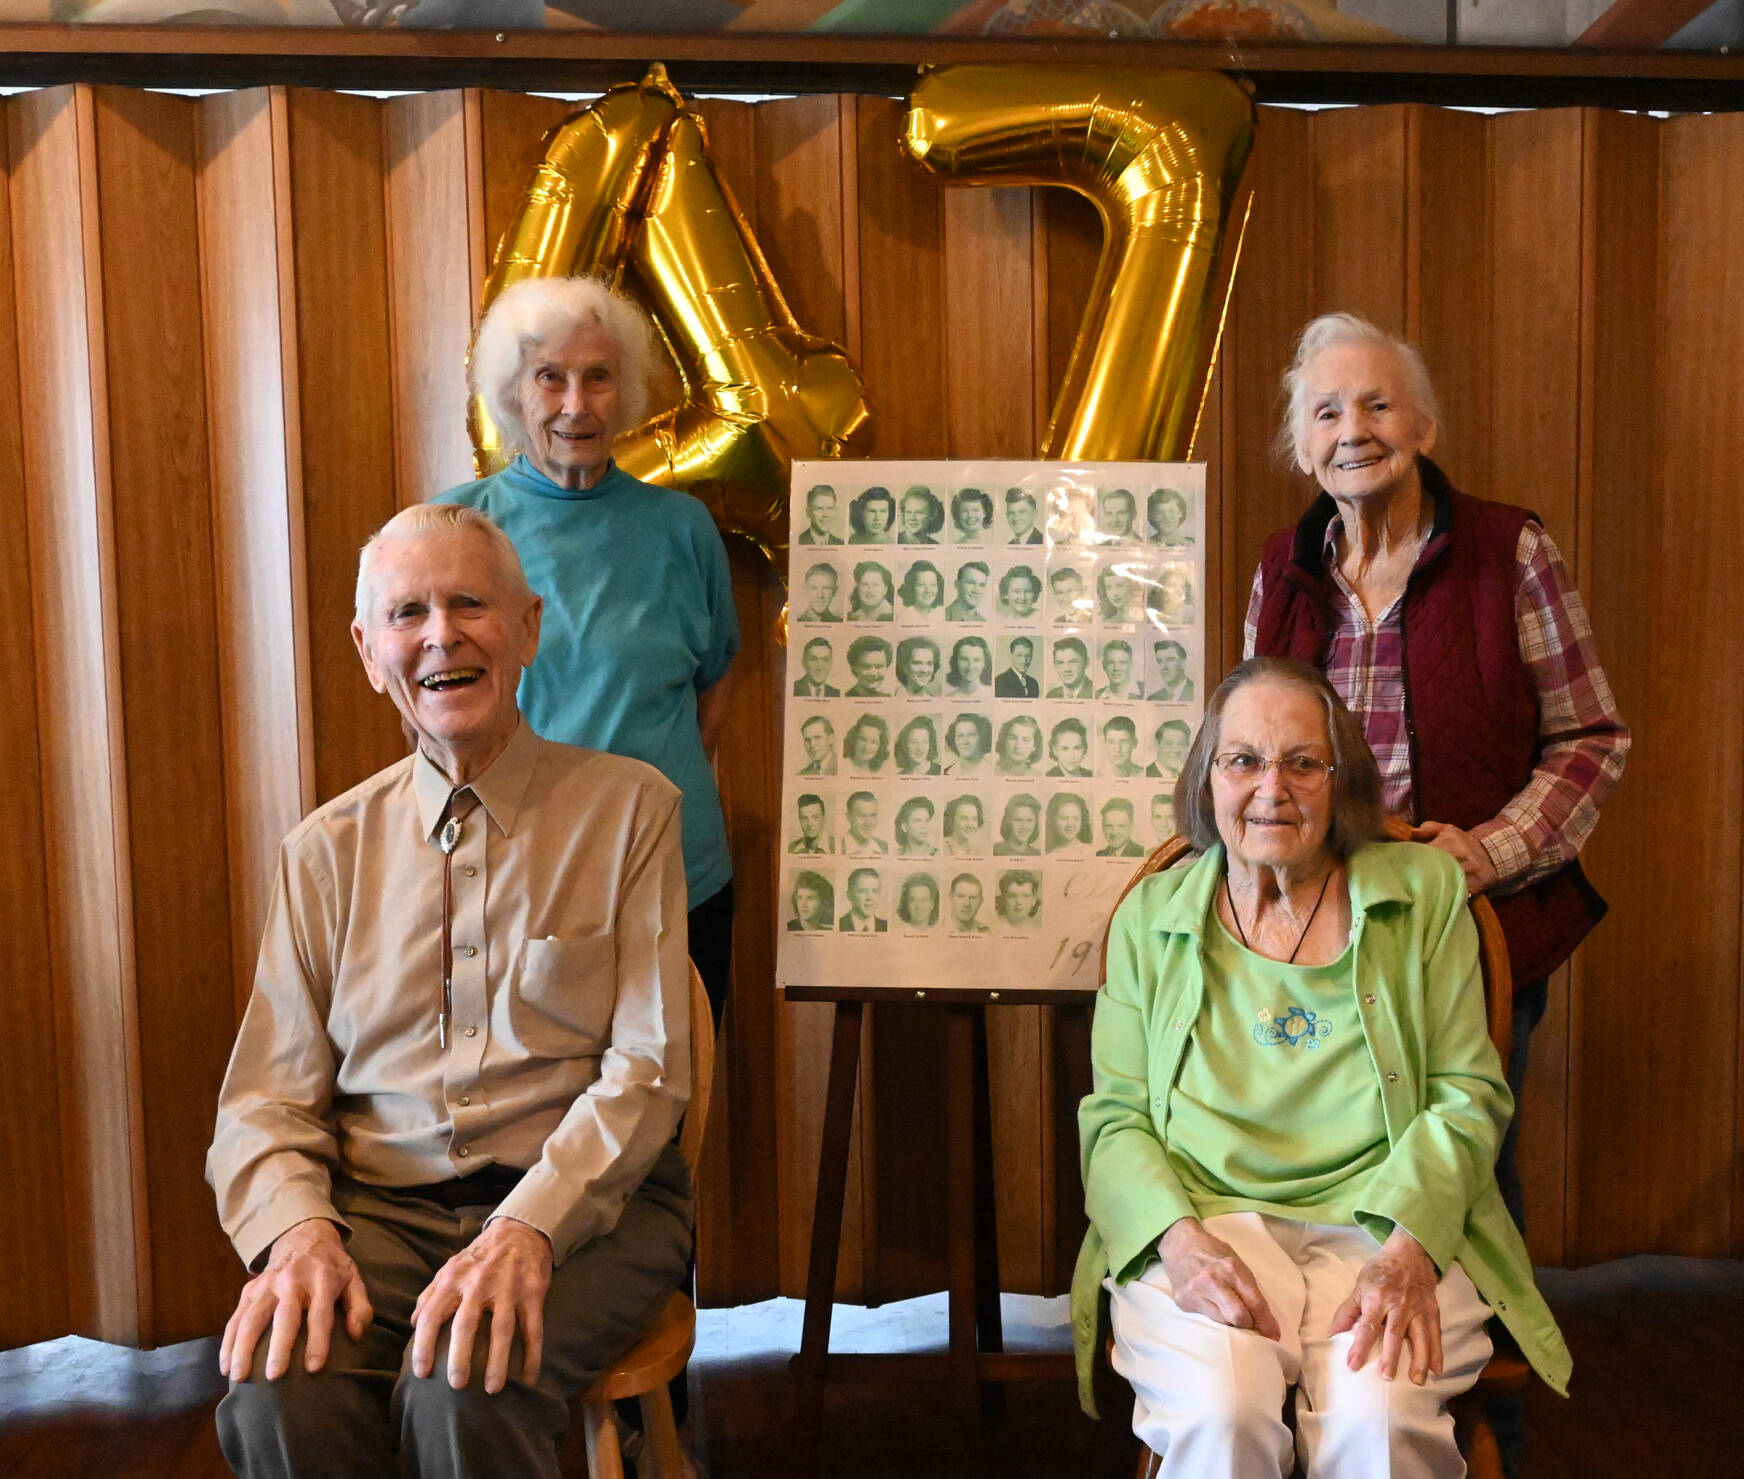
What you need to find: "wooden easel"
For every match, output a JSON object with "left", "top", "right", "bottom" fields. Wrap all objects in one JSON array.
[{"left": 784, "top": 983, "right": 1092, "bottom": 1444}]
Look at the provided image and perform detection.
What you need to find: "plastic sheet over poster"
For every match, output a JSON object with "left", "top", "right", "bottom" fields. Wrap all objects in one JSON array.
[{"left": 776, "top": 460, "right": 1207, "bottom": 993}]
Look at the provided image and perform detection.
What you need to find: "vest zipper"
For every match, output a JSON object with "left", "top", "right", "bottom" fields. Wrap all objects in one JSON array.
[{"left": 1398, "top": 596, "right": 1423, "bottom": 826}]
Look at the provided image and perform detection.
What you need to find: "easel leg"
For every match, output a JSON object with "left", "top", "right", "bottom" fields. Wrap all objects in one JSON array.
[
  {"left": 944, "top": 1005, "right": 980, "bottom": 1407},
  {"left": 1052, "top": 1003, "right": 1094, "bottom": 1286},
  {"left": 794, "top": 1000, "right": 865, "bottom": 1453},
  {"left": 970, "top": 1004, "right": 1006, "bottom": 1417}
]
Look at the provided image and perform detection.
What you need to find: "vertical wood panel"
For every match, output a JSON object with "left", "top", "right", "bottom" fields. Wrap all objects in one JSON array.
[
  {"left": 853, "top": 94, "right": 946, "bottom": 461},
  {"left": 1311, "top": 105, "right": 1409, "bottom": 332},
  {"left": 1579, "top": 110, "right": 1741, "bottom": 1260},
  {"left": 696, "top": 546, "right": 786, "bottom": 1306},
  {"left": 942, "top": 185, "right": 1035, "bottom": 459},
  {"left": 0, "top": 91, "right": 70, "bottom": 1352},
  {"left": 92, "top": 85, "right": 238, "bottom": 1342},
  {"left": 1489, "top": 110, "right": 1584, "bottom": 549},
  {"left": 384, "top": 90, "right": 478, "bottom": 508},
  {"left": 1408, "top": 105, "right": 1490, "bottom": 500},
  {"left": 1571, "top": 107, "right": 1661, "bottom": 1263},
  {"left": 9, "top": 84, "right": 144, "bottom": 1344},
  {"left": 283, "top": 89, "right": 404, "bottom": 804},
  {"left": 198, "top": 88, "right": 314, "bottom": 1021},
  {"left": 1520, "top": 963, "right": 1573, "bottom": 1264},
  {"left": 1487, "top": 107, "right": 1589, "bottom": 1264},
  {"left": 753, "top": 94, "right": 849, "bottom": 348},
  {"left": 1223, "top": 105, "right": 1313, "bottom": 674}
]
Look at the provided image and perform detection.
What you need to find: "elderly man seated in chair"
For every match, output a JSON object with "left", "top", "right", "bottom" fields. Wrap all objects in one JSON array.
[{"left": 207, "top": 504, "right": 692, "bottom": 1479}]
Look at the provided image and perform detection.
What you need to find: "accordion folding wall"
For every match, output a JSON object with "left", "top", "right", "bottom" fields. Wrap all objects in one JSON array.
[{"left": 2, "top": 82, "right": 1740, "bottom": 1349}]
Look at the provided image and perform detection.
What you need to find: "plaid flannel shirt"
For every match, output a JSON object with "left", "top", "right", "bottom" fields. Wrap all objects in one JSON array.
[{"left": 1245, "top": 519, "right": 1628, "bottom": 895}]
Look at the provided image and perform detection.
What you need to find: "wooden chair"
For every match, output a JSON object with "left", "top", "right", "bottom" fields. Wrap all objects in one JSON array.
[
  {"left": 568, "top": 961, "right": 715, "bottom": 1479},
  {"left": 1105, "top": 824, "right": 1529, "bottom": 1479}
]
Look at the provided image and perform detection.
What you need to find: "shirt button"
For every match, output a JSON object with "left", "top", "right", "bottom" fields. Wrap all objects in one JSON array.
[
  {"left": 1364, "top": 994, "right": 1377, "bottom": 1005},
  {"left": 465, "top": 1026, "right": 478, "bottom": 1038},
  {"left": 1172, "top": 1020, "right": 1186, "bottom": 1030},
  {"left": 458, "top": 1096, "right": 471, "bottom": 1106},
  {"left": 1386, "top": 1071, "right": 1399, "bottom": 1083},
  {"left": 461, "top": 945, "right": 477, "bottom": 958},
  {"left": 464, "top": 865, "right": 477, "bottom": 877},
  {"left": 457, "top": 1147, "right": 470, "bottom": 1157}
]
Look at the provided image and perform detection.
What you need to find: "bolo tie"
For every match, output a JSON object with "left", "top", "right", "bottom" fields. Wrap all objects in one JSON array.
[{"left": 436, "top": 788, "right": 480, "bottom": 1049}]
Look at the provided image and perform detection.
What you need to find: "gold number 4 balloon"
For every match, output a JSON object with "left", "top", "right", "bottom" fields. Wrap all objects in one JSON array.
[
  {"left": 470, "top": 64, "right": 870, "bottom": 568},
  {"left": 903, "top": 65, "right": 1256, "bottom": 463},
  {"left": 474, "top": 63, "right": 1254, "bottom": 563}
]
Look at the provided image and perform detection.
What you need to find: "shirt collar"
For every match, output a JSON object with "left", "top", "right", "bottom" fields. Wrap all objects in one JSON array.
[
  {"left": 1314, "top": 455, "right": 1457, "bottom": 571},
  {"left": 1147, "top": 841, "right": 1413, "bottom": 939},
  {"left": 411, "top": 719, "right": 542, "bottom": 843},
  {"left": 501, "top": 454, "right": 631, "bottom": 503}
]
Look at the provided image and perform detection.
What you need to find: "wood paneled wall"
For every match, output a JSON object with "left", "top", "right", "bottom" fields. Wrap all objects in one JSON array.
[{"left": 3, "top": 83, "right": 1740, "bottom": 1350}]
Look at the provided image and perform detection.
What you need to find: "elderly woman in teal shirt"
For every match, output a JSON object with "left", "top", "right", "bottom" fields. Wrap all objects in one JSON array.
[
  {"left": 438, "top": 276, "right": 739, "bottom": 1024},
  {"left": 1075, "top": 658, "right": 1568, "bottom": 1478}
]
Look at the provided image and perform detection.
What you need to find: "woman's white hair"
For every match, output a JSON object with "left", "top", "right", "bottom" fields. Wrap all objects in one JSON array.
[
  {"left": 1279, "top": 312, "right": 1440, "bottom": 467},
  {"left": 470, "top": 276, "right": 660, "bottom": 454},
  {"left": 355, "top": 503, "right": 535, "bottom": 624}
]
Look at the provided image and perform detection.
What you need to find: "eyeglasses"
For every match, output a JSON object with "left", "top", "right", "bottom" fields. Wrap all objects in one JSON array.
[{"left": 1212, "top": 751, "right": 1336, "bottom": 788}]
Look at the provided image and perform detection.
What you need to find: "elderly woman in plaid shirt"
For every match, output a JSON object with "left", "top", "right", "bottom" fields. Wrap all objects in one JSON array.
[{"left": 1244, "top": 312, "right": 1628, "bottom": 1236}]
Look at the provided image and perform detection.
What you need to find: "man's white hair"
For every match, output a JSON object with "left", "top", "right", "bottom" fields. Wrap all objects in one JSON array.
[
  {"left": 354, "top": 503, "right": 535, "bottom": 624},
  {"left": 470, "top": 276, "right": 660, "bottom": 455},
  {"left": 1279, "top": 312, "right": 1439, "bottom": 467}
]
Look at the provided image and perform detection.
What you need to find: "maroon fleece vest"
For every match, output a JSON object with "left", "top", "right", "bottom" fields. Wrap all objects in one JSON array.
[{"left": 1253, "top": 458, "right": 1606, "bottom": 983}]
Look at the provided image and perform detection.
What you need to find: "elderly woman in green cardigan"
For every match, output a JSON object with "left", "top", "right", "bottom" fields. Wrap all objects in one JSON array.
[{"left": 1073, "top": 658, "right": 1568, "bottom": 1479}]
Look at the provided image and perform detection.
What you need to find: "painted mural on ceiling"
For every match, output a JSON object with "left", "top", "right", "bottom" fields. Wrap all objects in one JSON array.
[{"left": 3, "top": 0, "right": 1739, "bottom": 51}]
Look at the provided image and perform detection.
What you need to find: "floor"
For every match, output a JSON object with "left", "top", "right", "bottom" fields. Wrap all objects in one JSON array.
[{"left": 3, "top": 1256, "right": 1740, "bottom": 1477}]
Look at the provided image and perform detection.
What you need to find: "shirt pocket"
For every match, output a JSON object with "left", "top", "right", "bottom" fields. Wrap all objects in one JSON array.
[{"left": 510, "top": 933, "right": 616, "bottom": 1058}]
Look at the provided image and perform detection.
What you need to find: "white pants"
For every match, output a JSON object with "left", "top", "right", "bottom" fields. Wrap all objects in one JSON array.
[{"left": 1107, "top": 1214, "right": 1493, "bottom": 1479}]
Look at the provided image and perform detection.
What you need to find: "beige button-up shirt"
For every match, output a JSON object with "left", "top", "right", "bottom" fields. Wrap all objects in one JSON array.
[{"left": 207, "top": 722, "right": 691, "bottom": 1270}]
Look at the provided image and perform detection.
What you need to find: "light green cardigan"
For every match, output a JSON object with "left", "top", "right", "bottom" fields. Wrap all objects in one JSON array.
[{"left": 1071, "top": 840, "right": 1571, "bottom": 1416}]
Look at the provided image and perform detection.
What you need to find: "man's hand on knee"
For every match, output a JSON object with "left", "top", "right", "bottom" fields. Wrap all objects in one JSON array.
[
  {"left": 220, "top": 1219, "right": 374, "bottom": 1383},
  {"left": 410, "top": 1217, "right": 553, "bottom": 1395}
]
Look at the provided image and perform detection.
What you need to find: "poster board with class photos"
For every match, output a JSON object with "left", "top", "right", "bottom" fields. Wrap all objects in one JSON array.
[{"left": 777, "top": 461, "right": 1207, "bottom": 993}]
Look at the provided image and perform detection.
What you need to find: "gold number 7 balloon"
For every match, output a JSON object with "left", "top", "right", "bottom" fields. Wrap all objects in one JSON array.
[
  {"left": 903, "top": 65, "right": 1256, "bottom": 463},
  {"left": 470, "top": 64, "right": 870, "bottom": 577}
]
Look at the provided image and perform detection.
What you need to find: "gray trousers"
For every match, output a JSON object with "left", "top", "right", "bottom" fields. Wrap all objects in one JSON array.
[{"left": 217, "top": 1144, "right": 692, "bottom": 1479}]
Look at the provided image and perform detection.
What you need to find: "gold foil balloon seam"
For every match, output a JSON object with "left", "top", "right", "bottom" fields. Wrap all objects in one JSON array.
[
  {"left": 902, "top": 65, "right": 1256, "bottom": 463},
  {"left": 470, "top": 63, "right": 870, "bottom": 577}
]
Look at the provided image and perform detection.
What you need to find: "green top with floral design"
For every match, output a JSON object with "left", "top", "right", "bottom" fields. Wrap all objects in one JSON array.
[{"left": 1168, "top": 921, "right": 1387, "bottom": 1227}]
